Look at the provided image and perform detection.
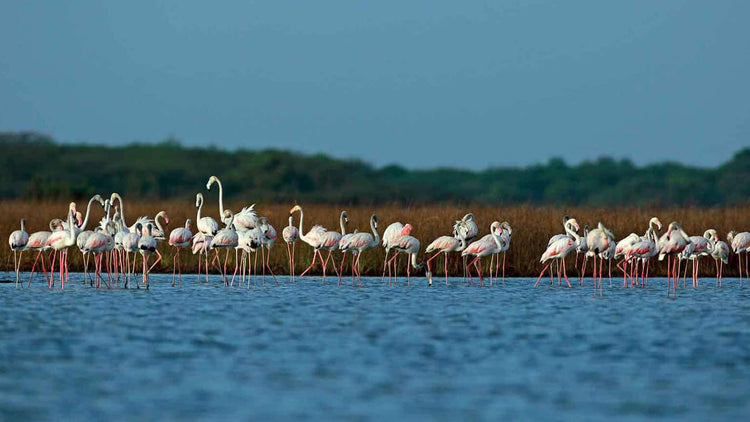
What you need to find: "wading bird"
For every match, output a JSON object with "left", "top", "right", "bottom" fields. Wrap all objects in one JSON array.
[
  {"left": 727, "top": 231, "right": 750, "bottom": 287},
  {"left": 282, "top": 215, "right": 299, "bottom": 282},
  {"left": 8, "top": 218, "right": 29, "bottom": 286},
  {"left": 535, "top": 218, "right": 580, "bottom": 289},
  {"left": 462, "top": 221, "right": 505, "bottom": 287},
  {"left": 657, "top": 222, "right": 691, "bottom": 296},
  {"left": 338, "top": 215, "right": 380, "bottom": 286},
  {"left": 169, "top": 219, "right": 193, "bottom": 287}
]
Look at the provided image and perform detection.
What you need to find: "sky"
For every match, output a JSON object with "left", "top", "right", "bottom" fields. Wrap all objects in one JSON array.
[{"left": 1, "top": 1, "right": 748, "bottom": 169}]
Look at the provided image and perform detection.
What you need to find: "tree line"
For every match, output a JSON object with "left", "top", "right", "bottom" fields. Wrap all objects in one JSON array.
[{"left": 1, "top": 132, "right": 747, "bottom": 206}]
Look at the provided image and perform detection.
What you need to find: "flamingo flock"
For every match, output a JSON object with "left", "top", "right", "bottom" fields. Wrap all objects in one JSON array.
[{"left": 4, "top": 178, "right": 749, "bottom": 294}]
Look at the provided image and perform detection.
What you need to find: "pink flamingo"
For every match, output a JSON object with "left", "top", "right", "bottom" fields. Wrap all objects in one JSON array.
[
  {"left": 626, "top": 224, "right": 660, "bottom": 287},
  {"left": 45, "top": 209, "right": 78, "bottom": 289},
  {"left": 462, "top": 221, "right": 506, "bottom": 287},
  {"left": 338, "top": 214, "right": 380, "bottom": 286},
  {"left": 169, "top": 219, "right": 193, "bottom": 287},
  {"left": 282, "top": 215, "right": 299, "bottom": 282},
  {"left": 614, "top": 233, "right": 640, "bottom": 287},
  {"left": 138, "top": 223, "right": 161, "bottom": 289},
  {"left": 8, "top": 218, "right": 29, "bottom": 286},
  {"left": 121, "top": 223, "right": 142, "bottom": 288},
  {"left": 535, "top": 218, "right": 580, "bottom": 288},
  {"left": 425, "top": 224, "right": 468, "bottom": 286},
  {"left": 708, "top": 230, "right": 729, "bottom": 286},
  {"left": 191, "top": 232, "right": 213, "bottom": 283},
  {"left": 381, "top": 222, "right": 413, "bottom": 282},
  {"left": 490, "top": 221, "right": 512, "bottom": 285},
  {"left": 585, "top": 222, "right": 614, "bottom": 294},
  {"left": 291, "top": 205, "right": 337, "bottom": 281},
  {"left": 26, "top": 219, "right": 63, "bottom": 287},
  {"left": 83, "top": 222, "right": 116, "bottom": 288},
  {"left": 680, "top": 230, "right": 712, "bottom": 288},
  {"left": 210, "top": 209, "right": 239, "bottom": 285},
  {"left": 256, "top": 217, "right": 278, "bottom": 285},
  {"left": 454, "top": 213, "right": 479, "bottom": 279},
  {"left": 385, "top": 231, "right": 424, "bottom": 286},
  {"left": 657, "top": 222, "right": 691, "bottom": 296},
  {"left": 727, "top": 231, "right": 750, "bottom": 287},
  {"left": 207, "top": 175, "right": 258, "bottom": 231}
]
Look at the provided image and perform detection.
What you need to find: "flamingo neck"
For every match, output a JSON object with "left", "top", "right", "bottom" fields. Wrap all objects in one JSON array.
[
  {"left": 196, "top": 196, "right": 203, "bottom": 222},
  {"left": 215, "top": 179, "right": 225, "bottom": 217},
  {"left": 296, "top": 209, "right": 305, "bottom": 242},
  {"left": 370, "top": 219, "right": 379, "bottom": 247},
  {"left": 155, "top": 213, "right": 165, "bottom": 234},
  {"left": 80, "top": 196, "right": 97, "bottom": 231},
  {"left": 113, "top": 194, "right": 126, "bottom": 226},
  {"left": 565, "top": 223, "right": 580, "bottom": 244},
  {"left": 340, "top": 213, "right": 347, "bottom": 235}
]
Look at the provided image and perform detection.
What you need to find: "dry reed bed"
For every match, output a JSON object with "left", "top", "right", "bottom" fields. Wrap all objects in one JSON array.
[{"left": 1, "top": 200, "right": 748, "bottom": 278}]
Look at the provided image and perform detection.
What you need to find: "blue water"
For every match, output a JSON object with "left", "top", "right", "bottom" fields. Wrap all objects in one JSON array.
[{"left": 1, "top": 272, "right": 749, "bottom": 421}]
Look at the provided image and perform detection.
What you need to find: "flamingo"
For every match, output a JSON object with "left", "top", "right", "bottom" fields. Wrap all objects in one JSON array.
[
  {"left": 490, "top": 221, "right": 512, "bottom": 285},
  {"left": 679, "top": 231, "right": 712, "bottom": 288},
  {"left": 168, "top": 219, "right": 193, "bottom": 287},
  {"left": 26, "top": 219, "right": 63, "bottom": 287},
  {"left": 339, "top": 215, "right": 379, "bottom": 286},
  {"left": 45, "top": 209, "right": 78, "bottom": 289},
  {"left": 210, "top": 209, "right": 239, "bottom": 285},
  {"left": 614, "top": 233, "right": 640, "bottom": 288},
  {"left": 138, "top": 223, "right": 160, "bottom": 289},
  {"left": 575, "top": 225, "right": 590, "bottom": 283},
  {"left": 121, "top": 223, "right": 142, "bottom": 288},
  {"left": 381, "top": 222, "right": 412, "bottom": 282},
  {"left": 83, "top": 222, "right": 116, "bottom": 288},
  {"left": 547, "top": 216, "right": 578, "bottom": 285},
  {"left": 8, "top": 218, "right": 29, "bottom": 286},
  {"left": 257, "top": 217, "right": 278, "bottom": 284},
  {"left": 191, "top": 232, "right": 213, "bottom": 283},
  {"left": 585, "top": 222, "right": 614, "bottom": 294},
  {"left": 727, "top": 231, "right": 750, "bottom": 287},
  {"left": 657, "top": 222, "right": 691, "bottom": 296},
  {"left": 707, "top": 230, "right": 729, "bottom": 286},
  {"left": 385, "top": 230, "right": 425, "bottom": 286},
  {"left": 627, "top": 225, "right": 660, "bottom": 287},
  {"left": 462, "top": 221, "right": 506, "bottom": 287},
  {"left": 195, "top": 193, "right": 219, "bottom": 236},
  {"left": 535, "top": 218, "right": 580, "bottom": 288},
  {"left": 291, "top": 205, "right": 332, "bottom": 280},
  {"left": 454, "top": 213, "right": 479, "bottom": 279},
  {"left": 425, "top": 224, "right": 468, "bottom": 286},
  {"left": 282, "top": 215, "right": 299, "bottom": 282},
  {"left": 206, "top": 175, "right": 258, "bottom": 231}
]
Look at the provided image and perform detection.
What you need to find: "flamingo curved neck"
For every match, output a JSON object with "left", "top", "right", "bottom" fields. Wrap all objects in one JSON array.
[
  {"left": 113, "top": 193, "right": 126, "bottom": 226},
  {"left": 196, "top": 196, "right": 203, "bottom": 222},
  {"left": 370, "top": 219, "right": 379, "bottom": 247},
  {"left": 80, "top": 196, "right": 98, "bottom": 231},
  {"left": 154, "top": 213, "right": 166, "bottom": 234},
  {"left": 295, "top": 208, "right": 306, "bottom": 242},
  {"left": 340, "top": 213, "right": 347, "bottom": 235},
  {"left": 214, "top": 179, "right": 225, "bottom": 217},
  {"left": 565, "top": 223, "right": 580, "bottom": 243}
]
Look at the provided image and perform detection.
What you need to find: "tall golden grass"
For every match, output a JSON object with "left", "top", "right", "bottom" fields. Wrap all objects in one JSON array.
[{"left": 1, "top": 200, "right": 748, "bottom": 278}]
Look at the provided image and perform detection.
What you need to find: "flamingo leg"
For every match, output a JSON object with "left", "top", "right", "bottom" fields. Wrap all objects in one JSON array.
[
  {"left": 299, "top": 249, "right": 318, "bottom": 278},
  {"left": 535, "top": 262, "right": 552, "bottom": 287},
  {"left": 472, "top": 256, "right": 482, "bottom": 287},
  {"left": 265, "top": 247, "right": 278, "bottom": 285},
  {"left": 445, "top": 253, "right": 449, "bottom": 285}
]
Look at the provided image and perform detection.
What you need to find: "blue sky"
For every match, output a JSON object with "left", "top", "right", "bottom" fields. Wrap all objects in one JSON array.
[{"left": 1, "top": 1, "right": 748, "bottom": 168}]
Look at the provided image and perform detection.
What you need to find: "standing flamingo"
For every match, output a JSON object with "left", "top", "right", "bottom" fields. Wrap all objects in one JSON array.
[
  {"left": 727, "top": 231, "right": 750, "bottom": 287},
  {"left": 84, "top": 222, "right": 116, "bottom": 288},
  {"left": 8, "top": 219, "right": 29, "bottom": 286},
  {"left": 491, "top": 221, "right": 512, "bottom": 285},
  {"left": 680, "top": 231, "right": 712, "bottom": 288},
  {"left": 535, "top": 218, "right": 580, "bottom": 288},
  {"left": 121, "top": 223, "right": 142, "bottom": 288},
  {"left": 585, "top": 222, "right": 614, "bottom": 294},
  {"left": 207, "top": 175, "right": 258, "bottom": 231},
  {"left": 291, "top": 205, "right": 333, "bottom": 280},
  {"left": 257, "top": 217, "right": 278, "bottom": 284},
  {"left": 110, "top": 193, "right": 152, "bottom": 234},
  {"left": 210, "top": 209, "right": 239, "bottom": 285},
  {"left": 338, "top": 215, "right": 380, "bottom": 286},
  {"left": 708, "top": 230, "right": 729, "bottom": 286},
  {"left": 627, "top": 225, "right": 660, "bottom": 287},
  {"left": 282, "top": 215, "right": 299, "bottom": 282},
  {"left": 385, "top": 230, "right": 425, "bottom": 286},
  {"left": 462, "top": 221, "right": 506, "bottom": 287},
  {"left": 425, "top": 224, "right": 468, "bottom": 286},
  {"left": 381, "top": 222, "right": 412, "bottom": 282},
  {"left": 191, "top": 232, "right": 213, "bottom": 283},
  {"left": 657, "top": 222, "right": 691, "bottom": 296},
  {"left": 45, "top": 209, "right": 78, "bottom": 289},
  {"left": 614, "top": 233, "right": 640, "bottom": 288},
  {"left": 138, "top": 223, "right": 160, "bottom": 289},
  {"left": 454, "top": 213, "right": 479, "bottom": 279},
  {"left": 169, "top": 219, "right": 193, "bottom": 287},
  {"left": 26, "top": 219, "right": 63, "bottom": 287}
]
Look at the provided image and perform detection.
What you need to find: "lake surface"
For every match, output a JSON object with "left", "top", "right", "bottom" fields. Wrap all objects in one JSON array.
[{"left": 1, "top": 272, "right": 749, "bottom": 421}]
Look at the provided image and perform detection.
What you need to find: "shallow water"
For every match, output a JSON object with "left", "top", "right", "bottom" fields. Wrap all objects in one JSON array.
[{"left": 1, "top": 272, "right": 749, "bottom": 421}]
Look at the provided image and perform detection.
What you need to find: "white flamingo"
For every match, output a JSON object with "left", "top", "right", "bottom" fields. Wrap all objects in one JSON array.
[
  {"left": 282, "top": 215, "right": 299, "bottom": 282},
  {"left": 535, "top": 218, "right": 580, "bottom": 289},
  {"left": 168, "top": 219, "right": 193, "bottom": 287},
  {"left": 8, "top": 218, "right": 29, "bottom": 286},
  {"left": 462, "top": 221, "right": 506, "bottom": 287},
  {"left": 339, "top": 215, "right": 380, "bottom": 286},
  {"left": 727, "top": 231, "right": 750, "bottom": 287},
  {"left": 138, "top": 223, "right": 161, "bottom": 289},
  {"left": 206, "top": 175, "right": 258, "bottom": 231}
]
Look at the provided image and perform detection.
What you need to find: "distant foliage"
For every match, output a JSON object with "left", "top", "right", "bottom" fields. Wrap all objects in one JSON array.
[{"left": 1, "top": 131, "right": 747, "bottom": 206}]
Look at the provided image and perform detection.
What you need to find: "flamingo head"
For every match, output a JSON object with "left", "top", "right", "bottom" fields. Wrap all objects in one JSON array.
[
  {"left": 75, "top": 212, "right": 83, "bottom": 227},
  {"left": 568, "top": 218, "right": 580, "bottom": 232},
  {"left": 195, "top": 193, "right": 203, "bottom": 208},
  {"left": 650, "top": 217, "right": 663, "bottom": 231},
  {"left": 342, "top": 211, "right": 349, "bottom": 224},
  {"left": 371, "top": 214, "right": 378, "bottom": 230},
  {"left": 206, "top": 175, "right": 219, "bottom": 190},
  {"left": 185, "top": 219, "right": 192, "bottom": 229},
  {"left": 109, "top": 192, "right": 118, "bottom": 204},
  {"left": 401, "top": 224, "right": 413, "bottom": 236},
  {"left": 501, "top": 221, "right": 512, "bottom": 236},
  {"left": 49, "top": 218, "right": 64, "bottom": 231},
  {"left": 91, "top": 194, "right": 105, "bottom": 207},
  {"left": 289, "top": 205, "right": 302, "bottom": 215},
  {"left": 728, "top": 231, "right": 736, "bottom": 243},
  {"left": 462, "top": 213, "right": 475, "bottom": 222}
]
